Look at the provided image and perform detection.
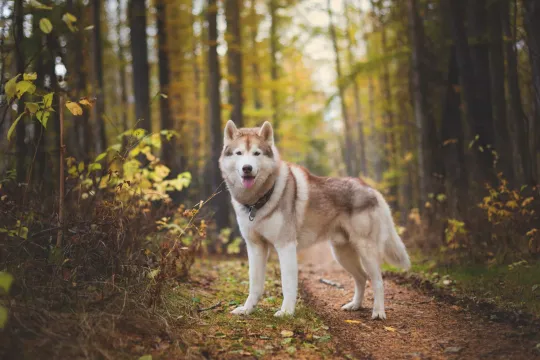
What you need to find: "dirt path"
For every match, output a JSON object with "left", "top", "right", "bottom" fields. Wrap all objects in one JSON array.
[{"left": 298, "top": 243, "right": 540, "bottom": 360}]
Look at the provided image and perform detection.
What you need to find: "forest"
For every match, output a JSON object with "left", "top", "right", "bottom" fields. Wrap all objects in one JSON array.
[{"left": 0, "top": 0, "right": 539, "bottom": 359}]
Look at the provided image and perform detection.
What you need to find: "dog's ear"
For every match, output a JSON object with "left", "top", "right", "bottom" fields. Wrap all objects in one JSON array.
[
  {"left": 224, "top": 120, "right": 238, "bottom": 144},
  {"left": 258, "top": 121, "right": 274, "bottom": 145}
]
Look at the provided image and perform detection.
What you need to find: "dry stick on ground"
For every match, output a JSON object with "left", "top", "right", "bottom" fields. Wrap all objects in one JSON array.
[
  {"left": 56, "top": 94, "right": 65, "bottom": 248},
  {"left": 197, "top": 301, "right": 222, "bottom": 312},
  {"left": 319, "top": 278, "right": 344, "bottom": 289}
]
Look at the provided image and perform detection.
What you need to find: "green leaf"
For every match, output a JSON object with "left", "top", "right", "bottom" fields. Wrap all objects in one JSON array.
[
  {"left": 0, "top": 306, "right": 7, "bottom": 329},
  {"left": 43, "top": 92, "right": 54, "bottom": 108},
  {"left": 15, "top": 81, "right": 36, "bottom": 98},
  {"left": 39, "top": 18, "right": 53, "bottom": 34},
  {"left": 147, "top": 269, "right": 160, "bottom": 279},
  {"left": 0, "top": 272, "right": 14, "bottom": 293},
  {"left": 26, "top": 102, "right": 40, "bottom": 114},
  {"left": 95, "top": 152, "right": 107, "bottom": 162},
  {"left": 5, "top": 74, "right": 20, "bottom": 100},
  {"left": 78, "top": 162, "right": 85, "bottom": 172},
  {"left": 88, "top": 163, "right": 102, "bottom": 173},
  {"left": 29, "top": 0, "right": 53, "bottom": 10},
  {"left": 7, "top": 112, "right": 25, "bottom": 141},
  {"left": 108, "top": 144, "right": 122, "bottom": 152},
  {"left": 36, "top": 110, "right": 50, "bottom": 128}
]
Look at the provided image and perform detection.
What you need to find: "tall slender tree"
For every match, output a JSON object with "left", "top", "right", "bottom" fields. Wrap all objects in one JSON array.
[
  {"left": 328, "top": 0, "right": 356, "bottom": 176},
  {"left": 156, "top": 0, "right": 174, "bottom": 169},
  {"left": 269, "top": 0, "right": 279, "bottom": 137},
  {"left": 129, "top": 0, "right": 151, "bottom": 132},
  {"left": 226, "top": 0, "right": 244, "bottom": 127},
  {"left": 207, "top": 0, "right": 230, "bottom": 231},
  {"left": 91, "top": 0, "right": 107, "bottom": 154},
  {"left": 14, "top": 0, "right": 26, "bottom": 184}
]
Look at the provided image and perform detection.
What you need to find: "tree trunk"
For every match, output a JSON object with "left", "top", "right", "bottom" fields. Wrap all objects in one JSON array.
[
  {"left": 207, "top": 0, "right": 230, "bottom": 231},
  {"left": 407, "top": 0, "right": 440, "bottom": 204},
  {"left": 445, "top": 0, "right": 495, "bottom": 185},
  {"left": 14, "top": 0, "right": 26, "bottom": 184},
  {"left": 344, "top": 0, "right": 367, "bottom": 175},
  {"left": 129, "top": 0, "right": 151, "bottom": 132},
  {"left": 488, "top": 0, "right": 513, "bottom": 183},
  {"left": 502, "top": 0, "right": 533, "bottom": 185},
  {"left": 328, "top": 0, "right": 356, "bottom": 176},
  {"left": 225, "top": 0, "right": 244, "bottom": 127},
  {"left": 523, "top": 0, "right": 540, "bottom": 184},
  {"left": 91, "top": 0, "right": 107, "bottom": 154},
  {"left": 441, "top": 47, "right": 467, "bottom": 218},
  {"left": 250, "top": 0, "right": 262, "bottom": 111},
  {"left": 156, "top": 0, "right": 174, "bottom": 170},
  {"left": 117, "top": 0, "right": 129, "bottom": 133},
  {"left": 269, "top": 0, "right": 279, "bottom": 138}
]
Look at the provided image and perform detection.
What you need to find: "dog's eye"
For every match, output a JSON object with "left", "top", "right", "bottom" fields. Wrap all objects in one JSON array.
[
  {"left": 253, "top": 151, "right": 261, "bottom": 156},
  {"left": 235, "top": 151, "right": 242, "bottom": 156}
]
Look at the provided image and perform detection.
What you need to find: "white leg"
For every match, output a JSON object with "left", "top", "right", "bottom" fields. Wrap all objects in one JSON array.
[
  {"left": 231, "top": 240, "right": 269, "bottom": 315},
  {"left": 358, "top": 249, "right": 385, "bottom": 320},
  {"left": 330, "top": 242, "right": 367, "bottom": 311},
  {"left": 274, "top": 242, "right": 298, "bottom": 317}
]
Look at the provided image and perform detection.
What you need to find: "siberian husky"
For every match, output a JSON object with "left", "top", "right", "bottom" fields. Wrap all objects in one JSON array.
[{"left": 219, "top": 121, "right": 411, "bottom": 319}]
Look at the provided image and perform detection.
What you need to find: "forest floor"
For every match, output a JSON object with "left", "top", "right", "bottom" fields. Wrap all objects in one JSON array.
[{"left": 142, "top": 243, "right": 540, "bottom": 359}]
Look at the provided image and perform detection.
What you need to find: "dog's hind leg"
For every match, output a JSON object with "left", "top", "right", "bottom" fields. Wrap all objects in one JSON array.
[
  {"left": 330, "top": 241, "right": 367, "bottom": 311},
  {"left": 356, "top": 247, "right": 386, "bottom": 320}
]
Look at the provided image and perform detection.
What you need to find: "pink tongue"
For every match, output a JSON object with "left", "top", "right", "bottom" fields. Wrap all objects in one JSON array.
[{"left": 242, "top": 177, "right": 255, "bottom": 188}]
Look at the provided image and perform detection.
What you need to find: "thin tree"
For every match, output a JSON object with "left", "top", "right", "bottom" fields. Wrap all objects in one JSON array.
[
  {"left": 344, "top": 0, "right": 367, "bottom": 175},
  {"left": 328, "top": 0, "right": 356, "bottom": 176},
  {"left": 502, "top": 0, "right": 532, "bottom": 184},
  {"left": 156, "top": 0, "right": 174, "bottom": 169},
  {"left": 407, "top": 0, "right": 440, "bottom": 203},
  {"left": 207, "top": 0, "right": 230, "bottom": 231},
  {"left": 522, "top": 0, "right": 540, "bottom": 183},
  {"left": 14, "top": 0, "right": 26, "bottom": 184},
  {"left": 225, "top": 0, "right": 244, "bottom": 127},
  {"left": 269, "top": 0, "right": 279, "bottom": 138},
  {"left": 91, "top": 0, "right": 107, "bottom": 154},
  {"left": 129, "top": 0, "right": 151, "bottom": 132}
]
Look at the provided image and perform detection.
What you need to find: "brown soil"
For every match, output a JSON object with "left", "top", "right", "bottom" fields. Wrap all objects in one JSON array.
[{"left": 298, "top": 243, "right": 540, "bottom": 360}]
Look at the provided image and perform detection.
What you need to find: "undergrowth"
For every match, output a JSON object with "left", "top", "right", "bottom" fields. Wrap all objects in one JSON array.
[{"left": 0, "top": 128, "right": 206, "bottom": 359}]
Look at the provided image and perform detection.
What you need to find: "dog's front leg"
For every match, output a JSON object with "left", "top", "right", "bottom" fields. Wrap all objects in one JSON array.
[
  {"left": 274, "top": 241, "right": 298, "bottom": 317},
  {"left": 231, "top": 240, "right": 268, "bottom": 315}
]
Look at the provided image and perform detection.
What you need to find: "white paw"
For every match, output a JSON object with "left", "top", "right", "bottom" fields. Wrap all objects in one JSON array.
[
  {"left": 274, "top": 309, "right": 294, "bottom": 317},
  {"left": 371, "top": 309, "right": 386, "bottom": 320},
  {"left": 341, "top": 301, "right": 362, "bottom": 311},
  {"left": 231, "top": 306, "right": 254, "bottom": 315}
]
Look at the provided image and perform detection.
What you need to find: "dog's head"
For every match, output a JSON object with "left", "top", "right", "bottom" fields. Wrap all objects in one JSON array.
[{"left": 219, "top": 121, "right": 280, "bottom": 191}]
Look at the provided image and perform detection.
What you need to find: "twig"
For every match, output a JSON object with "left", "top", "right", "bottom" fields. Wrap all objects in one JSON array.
[
  {"left": 197, "top": 301, "right": 222, "bottom": 312},
  {"left": 56, "top": 94, "right": 65, "bottom": 248},
  {"left": 319, "top": 278, "right": 344, "bottom": 289}
]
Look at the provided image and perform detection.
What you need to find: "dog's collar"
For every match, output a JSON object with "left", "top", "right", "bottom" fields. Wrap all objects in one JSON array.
[{"left": 243, "top": 184, "right": 275, "bottom": 221}]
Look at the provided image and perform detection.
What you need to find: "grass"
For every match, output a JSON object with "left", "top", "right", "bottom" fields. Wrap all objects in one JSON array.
[
  {"left": 385, "top": 254, "right": 540, "bottom": 317},
  {"left": 183, "top": 259, "right": 339, "bottom": 359}
]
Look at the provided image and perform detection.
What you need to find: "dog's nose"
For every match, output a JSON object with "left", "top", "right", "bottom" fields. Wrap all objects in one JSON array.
[{"left": 242, "top": 165, "right": 253, "bottom": 174}]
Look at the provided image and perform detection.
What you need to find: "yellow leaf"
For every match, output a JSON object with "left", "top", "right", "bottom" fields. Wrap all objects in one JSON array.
[
  {"left": 23, "top": 73, "right": 37, "bottom": 81},
  {"left": 29, "top": 0, "right": 53, "bottom": 10},
  {"left": 505, "top": 200, "right": 518, "bottom": 209},
  {"left": 384, "top": 326, "right": 396, "bottom": 332},
  {"left": 15, "top": 81, "right": 36, "bottom": 98},
  {"left": 79, "top": 98, "right": 93, "bottom": 107},
  {"left": 522, "top": 197, "right": 534, "bottom": 207},
  {"left": 344, "top": 319, "right": 361, "bottom": 324},
  {"left": 39, "top": 18, "right": 53, "bottom": 34},
  {"left": 5, "top": 74, "right": 20, "bottom": 100},
  {"left": 26, "top": 102, "right": 39, "bottom": 114},
  {"left": 66, "top": 101, "right": 83, "bottom": 116},
  {"left": 280, "top": 330, "right": 294, "bottom": 337}
]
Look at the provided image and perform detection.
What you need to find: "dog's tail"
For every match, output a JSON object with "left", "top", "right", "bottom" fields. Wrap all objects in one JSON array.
[{"left": 374, "top": 191, "right": 411, "bottom": 270}]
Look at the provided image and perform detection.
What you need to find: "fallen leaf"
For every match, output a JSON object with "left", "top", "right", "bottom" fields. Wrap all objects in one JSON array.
[
  {"left": 280, "top": 330, "right": 294, "bottom": 337},
  {"left": 345, "top": 319, "right": 361, "bottom": 324},
  {"left": 384, "top": 326, "right": 397, "bottom": 332}
]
